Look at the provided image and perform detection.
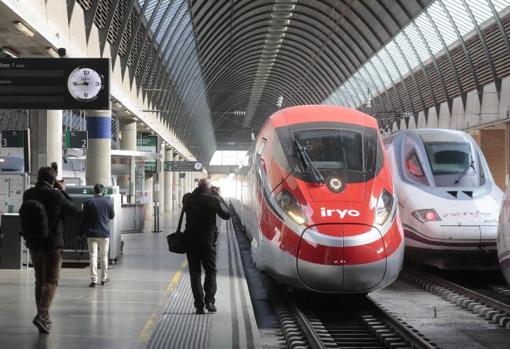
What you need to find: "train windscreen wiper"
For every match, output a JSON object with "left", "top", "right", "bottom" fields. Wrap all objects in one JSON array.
[
  {"left": 293, "top": 138, "right": 325, "bottom": 184},
  {"left": 453, "top": 156, "right": 476, "bottom": 185}
]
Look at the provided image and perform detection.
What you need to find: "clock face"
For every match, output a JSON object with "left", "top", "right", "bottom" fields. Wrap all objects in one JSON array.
[
  {"left": 194, "top": 162, "right": 203, "bottom": 171},
  {"left": 67, "top": 67, "right": 103, "bottom": 101}
]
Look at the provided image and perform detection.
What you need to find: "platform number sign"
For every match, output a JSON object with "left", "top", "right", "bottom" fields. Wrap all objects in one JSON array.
[
  {"left": 65, "top": 131, "right": 88, "bottom": 149},
  {"left": 1, "top": 130, "right": 25, "bottom": 148},
  {"left": 0, "top": 130, "right": 30, "bottom": 172}
]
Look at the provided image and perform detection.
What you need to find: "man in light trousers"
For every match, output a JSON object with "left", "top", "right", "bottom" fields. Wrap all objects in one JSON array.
[{"left": 80, "top": 184, "right": 115, "bottom": 287}]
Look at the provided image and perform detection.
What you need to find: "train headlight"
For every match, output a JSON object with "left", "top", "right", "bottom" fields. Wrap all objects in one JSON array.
[
  {"left": 375, "top": 189, "right": 394, "bottom": 225},
  {"left": 411, "top": 209, "right": 441, "bottom": 223},
  {"left": 275, "top": 190, "right": 307, "bottom": 225}
]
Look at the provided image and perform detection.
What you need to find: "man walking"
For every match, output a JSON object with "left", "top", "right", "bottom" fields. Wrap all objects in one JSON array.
[
  {"left": 20, "top": 166, "right": 80, "bottom": 334},
  {"left": 80, "top": 184, "right": 115, "bottom": 287},
  {"left": 183, "top": 178, "right": 230, "bottom": 314}
]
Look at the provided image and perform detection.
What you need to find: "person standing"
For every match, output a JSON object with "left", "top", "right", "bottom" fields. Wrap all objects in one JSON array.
[
  {"left": 20, "top": 166, "right": 81, "bottom": 334},
  {"left": 80, "top": 184, "right": 115, "bottom": 288},
  {"left": 182, "top": 178, "right": 230, "bottom": 314}
]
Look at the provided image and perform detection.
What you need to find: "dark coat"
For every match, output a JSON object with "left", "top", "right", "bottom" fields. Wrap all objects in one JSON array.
[
  {"left": 22, "top": 182, "right": 81, "bottom": 249},
  {"left": 183, "top": 187, "right": 230, "bottom": 244},
  {"left": 81, "top": 195, "right": 115, "bottom": 238}
]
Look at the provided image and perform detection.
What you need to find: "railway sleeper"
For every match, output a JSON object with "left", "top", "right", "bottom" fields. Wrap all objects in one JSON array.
[{"left": 402, "top": 271, "right": 510, "bottom": 331}]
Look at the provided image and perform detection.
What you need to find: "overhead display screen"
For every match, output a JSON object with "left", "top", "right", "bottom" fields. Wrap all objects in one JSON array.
[{"left": 0, "top": 58, "right": 110, "bottom": 110}]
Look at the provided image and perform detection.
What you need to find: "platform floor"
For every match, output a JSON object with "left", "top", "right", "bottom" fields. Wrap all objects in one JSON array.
[{"left": 0, "top": 212, "right": 259, "bottom": 349}]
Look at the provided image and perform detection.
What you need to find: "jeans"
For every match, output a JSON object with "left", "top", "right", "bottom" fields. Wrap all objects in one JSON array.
[
  {"left": 29, "top": 248, "right": 63, "bottom": 320},
  {"left": 87, "top": 237, "right": 109, "bottom": 283},
  {"left": 186, "top": 241, "right": 217, "bottom": 309}
]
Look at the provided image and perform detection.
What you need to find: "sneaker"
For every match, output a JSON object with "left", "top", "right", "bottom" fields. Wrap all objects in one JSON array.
[
  {"left": 32, "top": 315, "right": 50, "bottom": 334},
  {"left": 101, "top": 278, "right": 110, "bottom": 286},
  {"left": 195, "top": 307, "right": 206, "bottom": 314},
  {"left": 205, "top": 303, "right": 217, "bottom": 313},
  {"left": 89, "top": 282, "right": 96, "bottom": 288}
]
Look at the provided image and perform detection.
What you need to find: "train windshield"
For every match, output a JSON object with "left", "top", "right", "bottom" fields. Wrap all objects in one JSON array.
[
  {"left": 276, "top": 123, "right": 383, "bottom": 183},
  {"left": 419, "top": 132, "right": 483, "bottom": 187},
  {"left": 294, "top": 129, "right": 364, "bottom": 172},
  {"left": 424, "top": 142, "right": 472, "bottom": 175}
]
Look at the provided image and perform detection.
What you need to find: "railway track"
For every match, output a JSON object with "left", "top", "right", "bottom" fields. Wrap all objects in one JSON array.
[
  {"left": 401, "top": 268, "right": 510, "bottom": 330},
  {"left": 269, "top": 282, "right": 438, "bottom": 349}
]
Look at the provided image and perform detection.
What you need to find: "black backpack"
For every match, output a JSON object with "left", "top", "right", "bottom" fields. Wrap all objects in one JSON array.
[{"left": 19, "top": 199, "right": 50, "bottom": 240}]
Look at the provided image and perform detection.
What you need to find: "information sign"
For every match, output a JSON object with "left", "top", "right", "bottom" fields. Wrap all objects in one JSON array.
[
  {"left": 0, "top": 58, "right": 110, "bottom": 110},
  {"left": 0, "top": 130, "right": 30, "bottom": 172},
  {"left": 137, "top": 135, "right": 158, "bottom": 173},
  {"left": 65, "top": 130, "right": 88, "bottom": 148},
  {"left": 164, "top": 161, "right": 203, "bottom": 172}
]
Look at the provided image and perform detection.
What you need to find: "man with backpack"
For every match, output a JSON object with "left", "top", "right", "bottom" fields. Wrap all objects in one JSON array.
[{"left": 19, "top": 166, "right": 80, "bottom": 334}]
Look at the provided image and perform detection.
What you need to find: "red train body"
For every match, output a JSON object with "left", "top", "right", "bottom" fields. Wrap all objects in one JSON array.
[{"left": 232, "top": 105, "right": 404, "bottom": 293}]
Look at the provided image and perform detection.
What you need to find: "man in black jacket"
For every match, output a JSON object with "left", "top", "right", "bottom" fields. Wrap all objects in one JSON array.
[
  {"left": 183, "top": 178, "right": 230, "bottom": 314},
  {"left": 80, "top": 184, "right": 115, "bottom": 287},
  {"left": 22, "top": 166, "right": 80, "bottom": 333}
]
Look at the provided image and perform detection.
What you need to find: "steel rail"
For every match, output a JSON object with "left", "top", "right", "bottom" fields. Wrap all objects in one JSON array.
[
  {"left": 403, "top": 269, "right": 510, "bottom": 315},
  {"left": 367, "top": 297, "right": 438, "bottom": 349}
]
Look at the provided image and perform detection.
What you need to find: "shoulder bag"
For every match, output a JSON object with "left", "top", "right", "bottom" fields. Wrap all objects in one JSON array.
[{"left": 166, "top": 208, "right": 186, "bottom": 254}]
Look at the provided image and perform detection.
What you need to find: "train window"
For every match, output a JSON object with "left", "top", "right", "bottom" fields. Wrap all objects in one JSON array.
[
  {"left": 406, "top": 152, "right": 424, "bottom": 177},
  {"left": 424, "top": 142, "right": 472, "bottom": 174},
  {"left": 294, "top": 129, "right": 363, "bottom": 171},
  {"left": 272, "top": 131, "right": 290, "bottom": 172},
  {"left": 257, "top": 138, "right": 267, "bottom": 156}
]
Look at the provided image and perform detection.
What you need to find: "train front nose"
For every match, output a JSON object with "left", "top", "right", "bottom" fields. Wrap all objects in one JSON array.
[{"left": 296, "top": 224, "right": 387, "bottom": 292}]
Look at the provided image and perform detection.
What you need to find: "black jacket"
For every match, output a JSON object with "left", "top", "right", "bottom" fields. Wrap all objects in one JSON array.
[
  {"left": 22, "top": 182, "right": 81, "bottom": 249},
  {"left": 183, "top": 187, "right": 230, "bottom": 243},
  {"left": 81, "top": 195, "right": 115, "bottom": 238}
]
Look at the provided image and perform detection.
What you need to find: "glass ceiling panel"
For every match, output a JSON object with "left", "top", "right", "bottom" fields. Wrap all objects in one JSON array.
[
  {"left": 466, "top": 0, "right": 493, "bottom": 24},
  {"left": 323, "top": 0, "right": 510, "bottom": 109},
  {"left": 443, "top": 0, "right": 474, "bottom": 36},
  {"left": 405, "top": 24, "right": 431, "bottom": 62},
  {"left": 395, "top": 32, "right": 420, "bottom": 69},
  {"left": 428, "top": 2, "right": 458, "bottom": 45},
  {"left": 492, "top": 0, "right": 510, "bottom": 12},
  {"left": 414, "top": 14, "right": 443, "bottom": 55}
]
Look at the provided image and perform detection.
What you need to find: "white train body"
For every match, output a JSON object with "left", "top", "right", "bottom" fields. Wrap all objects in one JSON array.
[
  {"left": 498, "top": 188, "right": 510, "bottom": 285},
  {"left": 384, "top": 129, "right": 503, "bottom": 269}
]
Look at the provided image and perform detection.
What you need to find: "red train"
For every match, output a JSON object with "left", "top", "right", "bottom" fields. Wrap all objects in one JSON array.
[{"left": 231, "top": 105, "right": 404, "bottom": 293}]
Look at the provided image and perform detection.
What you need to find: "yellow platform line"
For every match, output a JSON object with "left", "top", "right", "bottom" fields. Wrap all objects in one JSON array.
[{"left": 138, "top": 258, "right": 188, "bottom": 342}]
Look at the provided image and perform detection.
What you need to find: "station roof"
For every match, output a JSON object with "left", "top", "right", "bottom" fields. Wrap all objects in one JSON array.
[{"left": 4, "top": 0, "right": 509, "bottom": 163}]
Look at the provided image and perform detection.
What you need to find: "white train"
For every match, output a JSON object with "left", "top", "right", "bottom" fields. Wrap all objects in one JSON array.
[
  {"left": 498, "top": 187, "right": 510, "bottom": 285},
  {"left": 384, "top": 129, "right": 503, "bottom": 269}
]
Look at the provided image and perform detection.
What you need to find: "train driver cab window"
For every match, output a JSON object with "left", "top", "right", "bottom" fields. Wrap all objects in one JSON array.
[
  {"left": 405, "top": 152, "right": 428, "bottom": 185},
  {"left": 257, "top": 138, "right": 267, "bottom": 157}
]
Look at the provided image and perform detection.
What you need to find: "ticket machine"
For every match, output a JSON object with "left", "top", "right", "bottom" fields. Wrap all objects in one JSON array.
[{"left": 63, "top": 186, "right": 122, "bottom": 263}]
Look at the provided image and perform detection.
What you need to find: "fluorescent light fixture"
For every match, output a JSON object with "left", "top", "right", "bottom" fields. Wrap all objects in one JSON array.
[
  {"left": 46, "top": 47, "right": 59, "bottom": 58},
  {"left": 1, "top": 47, "right": 18, "bottom": 58},
  {"left": 13, "top": 21, "right": 34, "bottom": 37}
]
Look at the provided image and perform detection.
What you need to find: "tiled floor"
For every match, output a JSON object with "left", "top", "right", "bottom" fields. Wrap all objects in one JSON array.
[{"left": 0, "top": 212, "right": 186, "bottom": 349}]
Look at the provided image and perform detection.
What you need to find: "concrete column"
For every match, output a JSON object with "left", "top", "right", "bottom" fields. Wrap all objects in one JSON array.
[
  {"left": 46, "top": 110, "right": 63, "bottom": 178},
  {"left": 177, "top": 156, "right": 184, "bottom": 206},
  {"left": 172, "top": 152, "right": 179, "bottom": 209},
  {"left": 118, "top": 121, "right": 136, "bottom": 195},
  {"left": 144, "top": 175, "right": 154, "bottom": 220},
  {"left": 86, "top": 110, "right": 111, "bottom": 185},
  {"left": 164, "top": 148, "right": 173, "bottom": 212},
  {"left": 29, "top": 110, "right": 63, "bottom": 182},
  {"left": 158, "top": 146, "right": 165, "bottom": 213}
]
